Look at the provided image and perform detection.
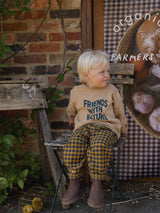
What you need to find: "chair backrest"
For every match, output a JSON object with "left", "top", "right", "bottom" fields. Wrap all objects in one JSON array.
[
  {"left": 72, "top": 62, "right": 134, "bottom": 100},
  {"left": 72, "top": 62, "right": 134, "bottom": 85},
  {"left": 0, "top": 81, "right": 47, "bottom": 110}
]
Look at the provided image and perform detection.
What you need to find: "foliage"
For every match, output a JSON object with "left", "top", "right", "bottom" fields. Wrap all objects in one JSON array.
[
  {"left": 58, "top": 58, "right": 74, "bottom": 83},
  {"left": 0, "top": 117, "right": 40, "bottom": 204},
  {"left": 0, "top": 0, "right": 74, "bottom": 204},
  {"left": 45, "top": 57, "right": 74, "bottom": 113},
  {"left": 15, "top": 0, "right": 31, "bottom": 12},
  {"left": 0, "top": 36, "right": 11, "bottom": 71},
  {"left": 0, "top": 0, "right": 30, "bottom": 15},
  {"left": 0, "top": 0, "right": 30, "bottom": 71},
  {"left": 45, "top": 182, "right": 56, "bottom": 196}
]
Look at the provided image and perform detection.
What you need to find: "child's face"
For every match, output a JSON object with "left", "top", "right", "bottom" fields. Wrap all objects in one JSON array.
[{"left": 85, "top": 62, "right": 110, "bottom": 88}]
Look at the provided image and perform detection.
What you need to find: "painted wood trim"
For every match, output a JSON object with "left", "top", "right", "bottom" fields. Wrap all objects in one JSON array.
[
  {"left": 93, "top": 0, "right": 104, "bottom": 50},
  {"left": 81, "top": 0, "right": 93, "bottom": 50}
]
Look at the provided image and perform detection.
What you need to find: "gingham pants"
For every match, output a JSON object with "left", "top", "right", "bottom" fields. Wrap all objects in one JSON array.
[{"left": 64, "top": 124, "right": 117, "bottom": 180}]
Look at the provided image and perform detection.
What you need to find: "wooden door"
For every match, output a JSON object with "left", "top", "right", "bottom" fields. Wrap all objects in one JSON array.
[{"left": 81, "top": 0, "right": 104, "bottom": 50}]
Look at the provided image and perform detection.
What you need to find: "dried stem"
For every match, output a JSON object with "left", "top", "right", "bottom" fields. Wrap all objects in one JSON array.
[{"left": 48, "top": 0, "right": 68, "bottom": 88}]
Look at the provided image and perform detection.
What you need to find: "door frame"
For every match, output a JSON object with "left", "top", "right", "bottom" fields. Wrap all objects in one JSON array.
[{"left": 81, "top": 0, "right": 104, "bottom": 50}]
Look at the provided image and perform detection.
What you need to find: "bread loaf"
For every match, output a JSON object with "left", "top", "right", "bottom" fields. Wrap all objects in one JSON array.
[{"left": 136, "top": 13, "right": 160, "bottom": 64}]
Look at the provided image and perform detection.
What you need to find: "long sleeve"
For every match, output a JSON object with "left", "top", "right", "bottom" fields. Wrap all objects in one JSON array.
[
  {"left": 112, "top": 87, "right": 128, "bottom": 134},
  {"left": 67, "top": 89, "right": 77, "bottom": 120}
]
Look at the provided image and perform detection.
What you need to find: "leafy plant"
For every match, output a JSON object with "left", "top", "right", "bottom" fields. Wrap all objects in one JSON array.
[
  {"left": 23, "top": 151, "right": 40, "bottom": 179},
  {"left": 0, "top": 0, "right": 31, "bottom": 71},
  {"left": 0, "top": 133, "right": 28, "bottom": 204},
  {"left": 58, "top": 58, "right": 74, "bottom": 83},
  {"left": 15, "top": 0, "right": 31, "bottom": 12},
  {"left": 0, "top": 36, "right": 11, "bottom": 71},
  {"left": 0, "top": 117, "right": 40, "bottom": 204},
  {"left": 45, "top": 58, "right": 74, "bottom": 113},
  {"left": 45, "top": 182, "right": 56, "bottom": 196}
]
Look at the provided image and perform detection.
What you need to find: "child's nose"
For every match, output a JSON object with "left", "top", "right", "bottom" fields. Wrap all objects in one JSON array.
[{"left": 105, "top": 71, "right": 110, "bottom": 77}]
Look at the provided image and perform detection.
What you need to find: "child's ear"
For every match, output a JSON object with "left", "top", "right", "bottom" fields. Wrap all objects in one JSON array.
[{"left": 84, "top": 72, "right": 90, "bottom": 80}]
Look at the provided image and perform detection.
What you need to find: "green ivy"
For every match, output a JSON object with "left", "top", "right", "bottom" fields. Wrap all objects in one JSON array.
[
  {"left": 0, "top": 117, "right": 40, "bottom": 204},
  {"left": 45, "top": 58, "right": 74, "bottom": 113},
  {"left": 0, "top": 0, "right": 31, "bottom": 71},
  {"left": 0, "top": 36, "right": 11, "bottom": 71}
]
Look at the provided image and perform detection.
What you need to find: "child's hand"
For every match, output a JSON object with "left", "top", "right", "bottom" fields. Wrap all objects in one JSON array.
[
  {"left": 68, "top": 118, "right": 74, "bottom": 129},
  {"left": 122, "top": 132, "right": 127, "bottom": 135},
  {"left": 121, "top": 132, "right": 128, "bottom": 140}
]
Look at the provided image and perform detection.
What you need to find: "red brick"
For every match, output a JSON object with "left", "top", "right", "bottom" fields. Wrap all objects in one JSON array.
[
  {"left": 30, "top": 21, "right": 62, "bottom": 32},
  {"left": 6, "top": 33, "right": 15, "bottom": 43},
  {"left": 15, "top": 10, "right": 46, "bottom": 20},
  {"left": 47, "top": 109, "right": 66, "bottom": 121},
  {"left": 14, "top": 54, "right": 47, "bottom": 64},
  {"left": 49, "top": 32, "right": 81, "bottom": 42},
  {"left": 59, "top": 76, "right": 74, "bottom": 86},
  {"left": 16, "top": 33, "right": 46, "bottom": 42},
  {"left": 48, "top": 76, "right": 58, "bottom": 85},
  {"left": 0, "top": 53, "right": 13, "bottom": 64},
  {"left": 48, "top": 75, "right": 75, "bottom": 86},
  {"left": 29, "top": 43, "right": 60, "bottom": 53},
  {"left": 49, "top": 33, "right": 63, "bottom": 41},
  {"left": 0, "top": 110, "right": 29, "bottom": 119},
  {"left": 0, "top": 33, "right": 14, "bottom": 43},
  {"left": 31, "top": 0, "right": 49, "bottom": 9},
  {"left": 31, "top": 0, "right": 59, "bottom": 9},
  {"left": 3, "top": 23, "right": 27, "bottom": 31},
  {"left": 66, "top": 32, "right": 81, "bottom": 40}
]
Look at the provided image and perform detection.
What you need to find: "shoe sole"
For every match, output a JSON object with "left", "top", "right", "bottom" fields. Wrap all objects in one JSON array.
[
  {"left": 87, "top": 199, "right": 104, "bottom": 209},
  {"left": 62, "top": 193, "right": 82, "bottom": 206}
]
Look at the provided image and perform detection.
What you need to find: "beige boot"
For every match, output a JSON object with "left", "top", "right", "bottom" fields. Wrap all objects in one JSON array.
[
  {"left": 62, "top": 179, "right": 82, "bottom": 206},
  {"left": 87, "top": 180, "right": 104, "bottom": 208}
]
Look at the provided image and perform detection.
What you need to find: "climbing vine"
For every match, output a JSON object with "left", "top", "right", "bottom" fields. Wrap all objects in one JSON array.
[{"left": 0, "top": 0, "right": 73, "bottom": 203}]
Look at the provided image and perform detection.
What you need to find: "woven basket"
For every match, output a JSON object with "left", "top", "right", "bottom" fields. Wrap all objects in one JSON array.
[{"left": 116, "top": 9, "right": 160, "bottom": 139}]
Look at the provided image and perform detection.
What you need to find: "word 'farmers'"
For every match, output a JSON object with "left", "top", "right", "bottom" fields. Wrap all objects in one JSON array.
[{"left": 110, "top": 53, "right": 156, "bottom": 62}]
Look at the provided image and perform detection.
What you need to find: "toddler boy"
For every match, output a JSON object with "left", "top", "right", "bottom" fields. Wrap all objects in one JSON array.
[{"left": 62, "top": 50, "right": 128, "bottom": 208}]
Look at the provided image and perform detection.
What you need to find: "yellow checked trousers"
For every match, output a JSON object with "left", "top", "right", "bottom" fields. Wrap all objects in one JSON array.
[{"left": 64, "top": 124, "right": 117, "bottom": 180}]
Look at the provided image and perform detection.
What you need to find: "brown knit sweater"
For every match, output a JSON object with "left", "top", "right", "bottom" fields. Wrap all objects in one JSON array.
[{"left": 67, "top": 83, "right": 128, "bottom": 139}]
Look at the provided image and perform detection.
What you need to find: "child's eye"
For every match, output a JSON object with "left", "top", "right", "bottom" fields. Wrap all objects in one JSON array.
[{"left": 101, "top": 70, "right": 109, "bottom": 74}]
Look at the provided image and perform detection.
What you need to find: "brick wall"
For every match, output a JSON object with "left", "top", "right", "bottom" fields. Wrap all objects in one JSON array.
[{"left": 0, "top": 0, "right": 81, "bottom": 155}]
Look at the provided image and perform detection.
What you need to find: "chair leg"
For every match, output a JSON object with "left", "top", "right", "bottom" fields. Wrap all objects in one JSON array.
[
  {"left": 53, "top": 149, "right": 69, "bottom": 182},
  {"left": 50, "top": 168, "right": 63, "bottom": 213},
  {"left": 109, "top": 148, "right": 125, "bottom": 213},
  {"left": 50, "top": 150, "right": 69, "bottom": 212}
]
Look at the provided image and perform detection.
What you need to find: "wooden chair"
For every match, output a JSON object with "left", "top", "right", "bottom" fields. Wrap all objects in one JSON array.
[
  {"left": 44, "top": 62, "right": 134, "bottom": 212},
  {"left": 0, "top": 81, "right": 53, "bottom": 183}
]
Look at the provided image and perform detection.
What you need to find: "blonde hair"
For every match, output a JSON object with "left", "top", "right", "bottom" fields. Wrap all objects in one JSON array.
[{"left": 77, "top": 50, "right": 109, "bottom": 83}]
